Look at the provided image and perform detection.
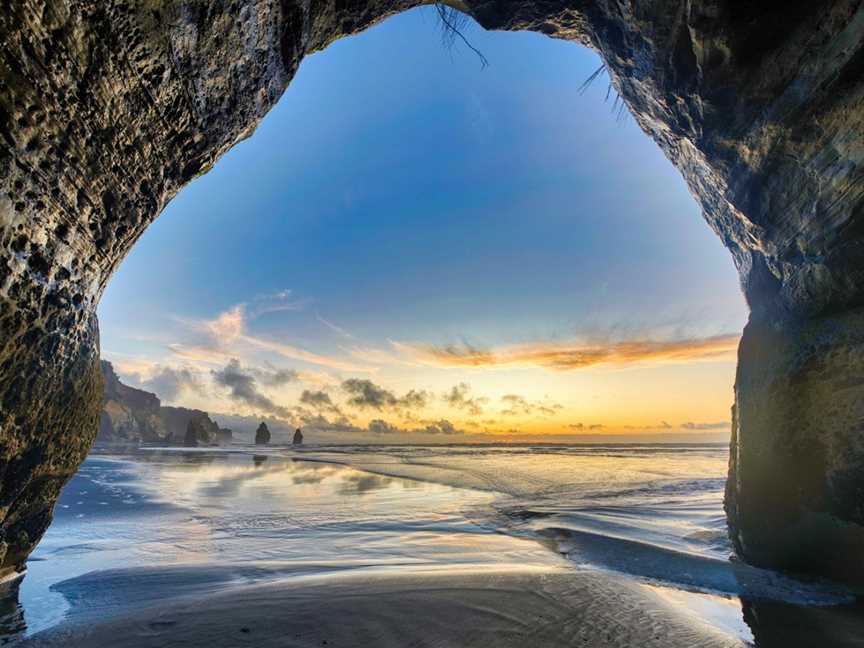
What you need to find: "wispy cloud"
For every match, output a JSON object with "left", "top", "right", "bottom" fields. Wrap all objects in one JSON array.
[
  {"left": 242, "top": 335, "right": 369, "bottom": 372},
  {"left": 317, "top": 314, "right": 355, "bottom": 340},
  {"left": 249, "top": 289, "right": 309, "bottom": 317},
  {"left": 393, "top": 334, "right": 739, "bottom": 371},
  {"left": 680, "top": 421, "right": 729, "bottom": 430},
  {"left": 168, "top": 344, "right": 238, "bottom": 365},
  {"left": 182, "top": 303, "right": 370, "bottom": 372},
  {"left": 500, "top": 394, "right": 563, "bottom": 417}
]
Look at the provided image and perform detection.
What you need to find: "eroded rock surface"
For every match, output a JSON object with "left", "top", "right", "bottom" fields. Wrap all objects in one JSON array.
[{"left": 1, "top": 0, "right": 864, "bottom": 578}]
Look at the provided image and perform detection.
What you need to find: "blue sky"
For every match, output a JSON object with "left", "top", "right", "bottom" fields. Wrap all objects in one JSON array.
[{"left": 99, "top": 9, "right": 747, "bottom": 442}]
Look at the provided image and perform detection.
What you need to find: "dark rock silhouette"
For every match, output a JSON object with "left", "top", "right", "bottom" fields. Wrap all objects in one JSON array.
[
  {"left": 160, "top": 406, "right": 217, "bottom": 445},
  {"left": 184, "top": 413, "right": 220, "bottom": 447},
  {"left": 1, "top": 0, "right": 864, "bottom": 580},
  {"left": 293, "top": 428, "right": 304, "bottom": 445},
  {"left": 255, "top": 422, "right": 271, "bottom": 446}
]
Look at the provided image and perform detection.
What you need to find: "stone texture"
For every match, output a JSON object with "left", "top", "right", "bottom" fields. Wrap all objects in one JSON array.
[{"left": 0, "top": 0, "right": 863, "bottom": 579}]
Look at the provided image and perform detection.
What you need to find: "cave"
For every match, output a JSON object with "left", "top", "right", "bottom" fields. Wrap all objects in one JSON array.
[{"left": 1, "top": 0, "right": 864, "bottom": 583}]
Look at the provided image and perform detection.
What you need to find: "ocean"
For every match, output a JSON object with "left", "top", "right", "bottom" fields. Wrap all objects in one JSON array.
[{"left": 3, "top": 444, "right": 861, "bottom": 645}]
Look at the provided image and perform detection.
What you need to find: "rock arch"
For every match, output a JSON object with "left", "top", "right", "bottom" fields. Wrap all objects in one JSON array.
[{"left": 1, "top": 0, "right": 864, "bottom": 580}]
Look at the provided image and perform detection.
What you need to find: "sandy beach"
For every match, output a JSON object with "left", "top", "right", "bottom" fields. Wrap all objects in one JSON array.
[{"left": 21, "top": 567, "right": 745, "bottom": 648}]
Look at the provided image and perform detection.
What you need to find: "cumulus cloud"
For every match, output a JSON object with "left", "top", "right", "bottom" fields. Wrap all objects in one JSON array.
[
  {"left": 341, "top": 379, "right": 430, "bottom": 412},
  {"left": 293, "top": 410, "right": 464, "bottom": 437},
  {"left": 392, "top": 334, "right": 739, "bottom": 371},
  {"left": 442, "top": 382, "right": 487, "bottom": 415},
  {"left": 299, "top": 389, "right": 342, "bottom": 415},
  {"left": 251, "top": 365, "right": 298, "bottom": 386},
  {"left": 417, "top": 419, "right": 463, "bottom": 435},
  {"left": 140, "top": 366, "right": 203, "bottom": 402},
  {"left": 368, "top": 419, "right": 402, "bottom": 435},
  {"left": 211, "top": 359, "right": 290, "bottom": 418}
]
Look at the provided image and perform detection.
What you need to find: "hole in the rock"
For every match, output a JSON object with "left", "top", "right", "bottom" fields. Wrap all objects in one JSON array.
[{"left": 3, "top": 6, "right": 862, "bottom": 648}]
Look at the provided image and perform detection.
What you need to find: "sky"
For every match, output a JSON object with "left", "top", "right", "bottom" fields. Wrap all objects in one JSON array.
[{"left": 98, "top": 9, "right": 749, "bottom": 443}]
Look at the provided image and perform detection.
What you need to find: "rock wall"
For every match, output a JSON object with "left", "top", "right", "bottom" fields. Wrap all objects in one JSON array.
[
  {"left": 1, "top": 0, "right": 864, "bottom": 579},
  {"left": 99, "top": 360, "right": 166, "bottom": 443}
]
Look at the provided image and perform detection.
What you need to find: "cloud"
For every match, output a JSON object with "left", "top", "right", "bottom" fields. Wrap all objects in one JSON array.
[
  {"left": 500, "top": 394, "right": 563, "bottom": 417},
  {"left": 680, "top": 421, "right": 730, "bottom": 430},
  {"left": 205, "top": 306, "right": 246, "bottom": 346},
  {"left": 241, "top": 335, "right": 369, "bottom": 372},
  {"left": 416, "top": 419, "right": 464, "bottom": 435},
  {"left": 293, "top": 410, "right": 464, "bottom": 437},
  {"left": 393, "top": 334, "right": 739, "bottom": 371},
  {"left": 211, "top": 359, "right": 290, "bottom": 418},
  {"left": 249, "top": 289, "right": 308, "bottom": 317},
  {"left": 299, "top": 389, "right": 342, "bottom": 415},
  {"left": 317, "top": 314, "right": 355, "bottom": 339},
  {"left": 341, "top": 379, "right": 430, "bottom": 412},
  {"left": 367, "top": 419, "right": 402, "bottom": 435},
  {"left": 186, "top": 304, "right": 370, "bottom": 372},
  {"left": 251, "top": 365, "right": 299, "bottom": 386},
  {"left": 140, "top": 366, "right": 203, "bottom": 402},
  {"left": 442, "top": 382, "right": 487, "bottom": 415}
]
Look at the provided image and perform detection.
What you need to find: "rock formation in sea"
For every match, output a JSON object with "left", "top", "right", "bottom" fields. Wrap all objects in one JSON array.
[
  {"left": 293, "top": 429, "right": 304, "bottom": 445},
  {"left": 183, "top": 413, "right": 219, "bottom": 447},
  {"left": 160, "top": 406, "right": 219, "bottom": 446},
  {"left": 255, "top": 422, "right": 272, "bottom": 446},
  {"left": 1, "top": 0, "right": 864, "bottom": 581},
  {"left": 217, "top": 428, "right": 233, "bottom": 445}
]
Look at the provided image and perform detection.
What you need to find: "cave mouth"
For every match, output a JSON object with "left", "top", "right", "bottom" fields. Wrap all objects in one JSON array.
[
  {"left": 98, "top": 7, "right": 744, "bottom": 451},
  {"left": 1, "top": 0, "right": 863, "bottom": 600},
  {"left": 47, "top": 12, "right": 755, "bottom": 632}
]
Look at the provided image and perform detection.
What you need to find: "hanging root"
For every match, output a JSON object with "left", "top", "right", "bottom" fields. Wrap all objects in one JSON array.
[{"left": 435, "top": 3, "right": 489, "bottom": 68}]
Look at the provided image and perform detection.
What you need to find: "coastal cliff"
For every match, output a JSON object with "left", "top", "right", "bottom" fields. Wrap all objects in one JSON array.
[
  {"left": 98, "top": 361, "right": 225, "bottom": 447},
  {"left": 0, "top": 0, "right": 864, "bottom": 580}
]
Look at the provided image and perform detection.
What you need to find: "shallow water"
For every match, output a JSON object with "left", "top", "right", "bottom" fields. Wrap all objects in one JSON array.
[
  {"left": 8, "top": 449, "right": 560, "bottom": 639},
  {"left": 3, "top": 444, "right": 863, "bottom": 646}
]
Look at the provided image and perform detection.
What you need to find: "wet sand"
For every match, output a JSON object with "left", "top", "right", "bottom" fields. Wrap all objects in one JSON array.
[{"left": 21, "top": 567, "right": 745, "bottom": 648}]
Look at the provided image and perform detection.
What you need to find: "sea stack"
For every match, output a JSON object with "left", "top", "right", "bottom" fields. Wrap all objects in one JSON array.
[
  {"left": 255, "top": 422, "right": 271, "bottom": 446},
  {"left": 293, "top": 428, "right": 304, "bottom": 445},
  {"left": 185, "top": 413, "right": 219, "bottom": 447}
]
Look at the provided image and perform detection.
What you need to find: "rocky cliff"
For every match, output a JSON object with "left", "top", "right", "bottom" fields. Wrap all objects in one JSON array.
[
  {"left": 98, "top": 362, "right": 223, "bottom": 447},
  {"left": 1, "top": 0, "right": 863, "bottom": 580},
  {"left": 99, "top": 361, "right": 166, "bottom": 443}
]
